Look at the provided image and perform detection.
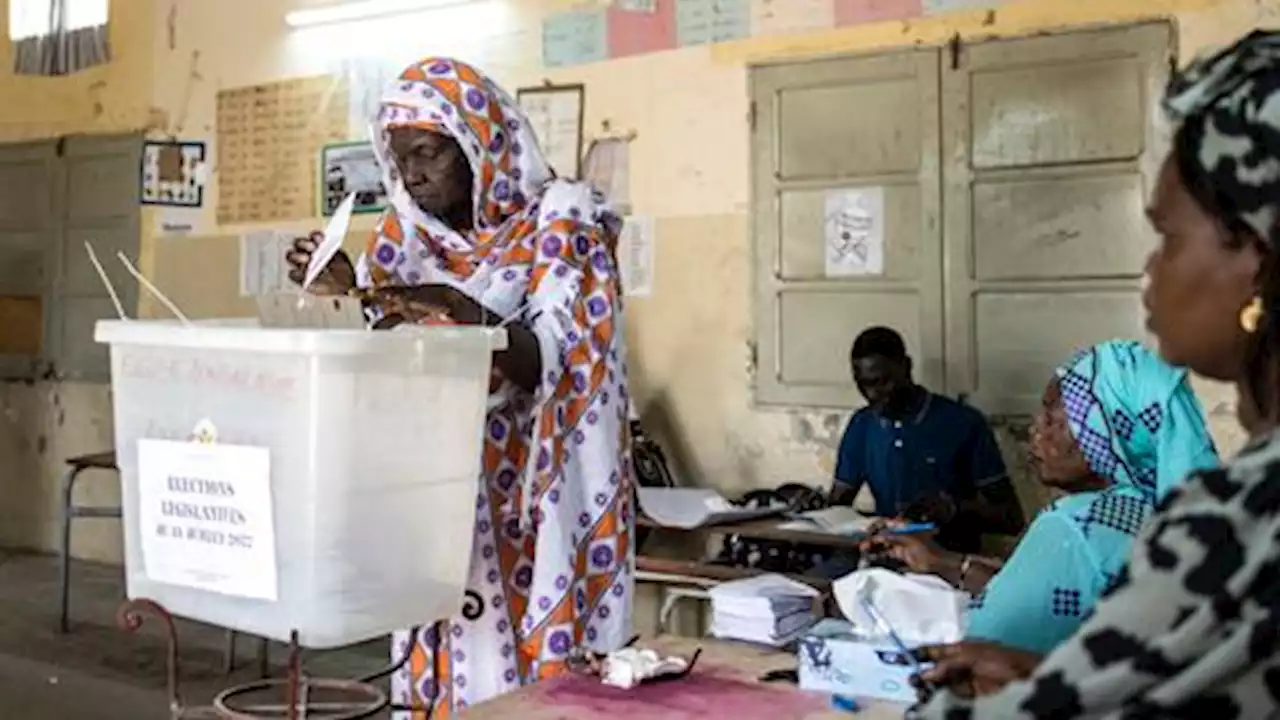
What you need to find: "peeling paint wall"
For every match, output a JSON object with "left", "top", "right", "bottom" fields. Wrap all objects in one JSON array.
[
  {"left": 0, "top": 0, "right": 153, "bottom": 562},
  {"left": 0, "top": 0, "right": 1272, "bottom": 568}
]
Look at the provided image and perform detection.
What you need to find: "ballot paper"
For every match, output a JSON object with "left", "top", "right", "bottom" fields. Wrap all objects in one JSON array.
[
  {"left": 636, "top": 487, "right": 780, "bottom": 529},
  {"left": 709, "top": 574, "right": 819, "bottom": 647},
  {"left": 777, "top": 506, "right": 876, "bottom": 535},
  {"left": 301, "top": 193, "right": 355, "bottom": 292}
]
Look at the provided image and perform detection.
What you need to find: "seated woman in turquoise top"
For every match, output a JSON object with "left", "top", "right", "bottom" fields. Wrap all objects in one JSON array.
[{"left": 963, "top": 339, "right": 1219, "bottom": 655}]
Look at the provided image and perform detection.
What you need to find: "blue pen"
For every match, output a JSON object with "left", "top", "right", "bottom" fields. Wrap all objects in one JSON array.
[
  {"left": 888, "top": 522, "right": 936, "bottom": 536},
  {"left": 859, "top": 595, "right": 928, "bottom": 681},
  {"left": 831, "top": 694, "right": 861, "bottom": 713}
]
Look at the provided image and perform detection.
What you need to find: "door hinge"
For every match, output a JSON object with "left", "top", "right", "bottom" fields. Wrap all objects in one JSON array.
[
  {"left": 948, "top": 33, "right": 962, "bottom": 70},
  {"left": 746, "top": 340, "right": 758, "bottom": 379},
  {"left": 748, "top": 101, "right": 757, "bottom": 132}
]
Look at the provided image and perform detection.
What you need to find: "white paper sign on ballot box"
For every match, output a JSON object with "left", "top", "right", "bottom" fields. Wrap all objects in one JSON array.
[{"left": 137, "top": 439, "right": 279, "bottom": 601}]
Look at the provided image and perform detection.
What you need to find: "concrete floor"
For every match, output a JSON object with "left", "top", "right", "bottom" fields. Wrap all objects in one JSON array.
[{"left": 0, "top": 549, "right": 388, "bottom": 718}]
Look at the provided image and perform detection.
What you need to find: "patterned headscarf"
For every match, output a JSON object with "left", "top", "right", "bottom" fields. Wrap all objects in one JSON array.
[
  {"left": 1164, "top": 30, "right": 1280, "bottom": 247},
  {"left": 1054, "top": 340, "right": 1217, "bottom": 505},
  {"left": 362, "top": 57, "right": 619, "bottom": 294}
]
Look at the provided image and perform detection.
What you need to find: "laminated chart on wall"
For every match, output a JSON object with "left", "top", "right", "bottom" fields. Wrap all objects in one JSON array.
[
  {"left": 542, "top": 8, "right": 608, "bottom": 67},
  {"left": 922, "top": 0, "right": 995, "bottom": 13},
  {"left": 320, "top": 142, "right": 387, "bottom": 217},
  {"left": 608, "top": 0, "right": 678, "bottom": 58},
  {"left": 518, "top": 85, "right": 585, "bottom": 180},
  {"left": 834, "top": 0, "right": 924, "bottom": 26},
  {"left": 140, "top": 140, "right": 208, "bottom": 208},
  {"left": 675, "top": 0, "right": 751, "bottom": 46},
  {"left": 216, "top": 76, "right": 349, "bottom": 225},
  {"left": 752, "top": 0, "right": 835, "bottom": 36}
]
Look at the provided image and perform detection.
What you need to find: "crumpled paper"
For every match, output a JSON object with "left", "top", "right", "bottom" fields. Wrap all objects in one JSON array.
[{"left": 600, "top": 647, "right": 691, "bottom": 689}]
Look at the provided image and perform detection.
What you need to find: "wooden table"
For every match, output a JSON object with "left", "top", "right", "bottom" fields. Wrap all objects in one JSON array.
[
  {"left": 460, "top": 636, "right": 906, "bottom": 719},
  {"left": 635, "top": 516, "right": 857, "bottom": 633}
]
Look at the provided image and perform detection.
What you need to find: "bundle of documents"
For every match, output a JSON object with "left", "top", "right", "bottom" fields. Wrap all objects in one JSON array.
[
  {"left": 637, "top": 487, "right": 780, "bottom": 529},
  {"left": 708, "top": 574, "right": 820, "bottom": 647}
]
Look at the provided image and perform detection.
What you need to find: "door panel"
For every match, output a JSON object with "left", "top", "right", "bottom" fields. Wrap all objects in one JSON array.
[
  {"left": 752, "top": 49, "right": 942, "bottom": 408},
  {"left": 0, "top": 141, "right": 57, "bottom": 378},
  {"left": 942, "top": 23, "right": 1171, "bottom": 414}
]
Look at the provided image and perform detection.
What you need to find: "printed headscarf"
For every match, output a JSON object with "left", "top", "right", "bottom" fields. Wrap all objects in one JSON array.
[
  {"left": 1054, "top": 340, "right": 1218, "bottom": 505},
  {"left": 1164, "top": 30, "right": 1280, "bottom": 247},
  {"left": 912, "top": 33, "right": 1280, "bottom": 720}
]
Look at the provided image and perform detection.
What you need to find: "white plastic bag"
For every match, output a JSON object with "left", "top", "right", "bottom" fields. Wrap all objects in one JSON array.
[{"left": 833, "top": 567, "right": 967, "bottom": 646}]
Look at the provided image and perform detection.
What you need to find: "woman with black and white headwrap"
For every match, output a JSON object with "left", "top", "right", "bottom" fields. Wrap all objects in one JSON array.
[{"left": 907, "top": 29, "right": 1280, "bottom": 719}]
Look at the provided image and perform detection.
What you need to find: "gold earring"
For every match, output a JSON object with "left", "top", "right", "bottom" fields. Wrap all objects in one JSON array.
[{"left": 1241, "top": 296, "right": 1264, "bottom": 333}]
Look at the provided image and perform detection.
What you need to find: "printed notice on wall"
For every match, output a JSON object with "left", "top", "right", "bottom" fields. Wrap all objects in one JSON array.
[
  {"left": 824, "top": 187, "right": 885, "bottom": 277},
  {"left": 583, "top": 136, "right": 632, "bottom": 215},
  {"left": 137, "top": 439, "right": 278, "bottom": 601},
  {"left": 239, "top": 230, "right": 295, "bottom": 298},
  {"left": 619, "top": 214, "right": 655, "bottom": 297}
]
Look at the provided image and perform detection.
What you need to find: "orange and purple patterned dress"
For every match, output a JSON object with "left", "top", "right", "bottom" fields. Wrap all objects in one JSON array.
[{"left": 354, "top": 57, "right": 634, "bottom": 717}]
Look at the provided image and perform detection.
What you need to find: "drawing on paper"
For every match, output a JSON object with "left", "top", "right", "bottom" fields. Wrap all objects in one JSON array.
[
  {"left": 319, "top": 141, "right": 387, "bottom": 217},
  {"left": 518, "top": 84, "right": 585, "bottom": 179},
  {"left": 824, "top": 187, "right": 885, "bottom": 277},
  {"left": 140, "top": 140, "right": 207, "bottom": 207}
]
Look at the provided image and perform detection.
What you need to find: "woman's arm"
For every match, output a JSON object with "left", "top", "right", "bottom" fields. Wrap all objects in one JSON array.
[
  {"left": 460, "top": 303, "right": 542, "bottom": 395},
  {"left": 368, "top": 285, "right": 543, "bottom": 394},
  {"left": 932, "top": 551, "right": 1002, "bottom": 595},
  {"left": 963, "top": 512, "right": 1101, "bottom": 657},
  {"left": 865, "top": 532, "right": 1002, "bottom": 594},
  {"left": 910, "top": 467, "right": 1247, "bottom": 718}
]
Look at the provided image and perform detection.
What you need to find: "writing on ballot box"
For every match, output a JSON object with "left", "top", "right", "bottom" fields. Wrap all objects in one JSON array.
[{"left": 137, "top": 438, "right": 279, "bottom": 601}]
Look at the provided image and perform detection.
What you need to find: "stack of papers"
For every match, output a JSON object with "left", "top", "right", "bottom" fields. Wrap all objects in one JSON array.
[
  {"left": 708, "top": 574, "right": 820, "bottom": 647},
  {"left": 637, "top": 487, "right": 781, "bottom": 529}
]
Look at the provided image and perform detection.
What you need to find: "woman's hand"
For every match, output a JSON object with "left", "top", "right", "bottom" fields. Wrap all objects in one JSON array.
[
  {"left": 912, "top": 641, "right": 1041, "bottom": 699},
  {"left": 371, "top": 285, "right": 489, "bottom": 326},
  {"left": 287, "top": 232, "right": 356, "bottom": 295},
  {"left": 902, "top": 493, "right": 958, "bottom": 525},
  {"left": 862, "top": 532, "right": 953, "bottom": 575}
]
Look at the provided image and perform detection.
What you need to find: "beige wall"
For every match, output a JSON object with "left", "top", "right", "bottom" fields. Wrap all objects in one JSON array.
[
  {"left": 0, "top": 0, "right": 153, "bottom": 552},
  {"left": 0, "top": 0, "right": 1270, "bottom": 568}
]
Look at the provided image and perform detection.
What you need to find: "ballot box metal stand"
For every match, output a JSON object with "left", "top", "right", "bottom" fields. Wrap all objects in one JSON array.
[{"left": 119, "top": 598, "right": 438, "bottom": 719}]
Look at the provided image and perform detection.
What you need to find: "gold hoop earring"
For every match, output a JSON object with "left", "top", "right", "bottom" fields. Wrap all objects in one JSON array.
[{"left": 1241, "top": 296, "right": 1264, "bottom": 333}]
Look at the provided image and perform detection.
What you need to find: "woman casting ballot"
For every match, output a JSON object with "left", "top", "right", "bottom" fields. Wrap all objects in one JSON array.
[{"left": 287, "top": 57, "right": 633, "bottom": 717}]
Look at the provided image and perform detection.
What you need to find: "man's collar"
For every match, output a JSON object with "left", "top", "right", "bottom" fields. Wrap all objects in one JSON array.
[{"left": 875, "top": 387, "right": 931, "bottom": 425}]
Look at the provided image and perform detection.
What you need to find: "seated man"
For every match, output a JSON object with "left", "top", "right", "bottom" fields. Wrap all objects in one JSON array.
[{"left": 828, "top": 326, "right": 1024, "bottom": 555}]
